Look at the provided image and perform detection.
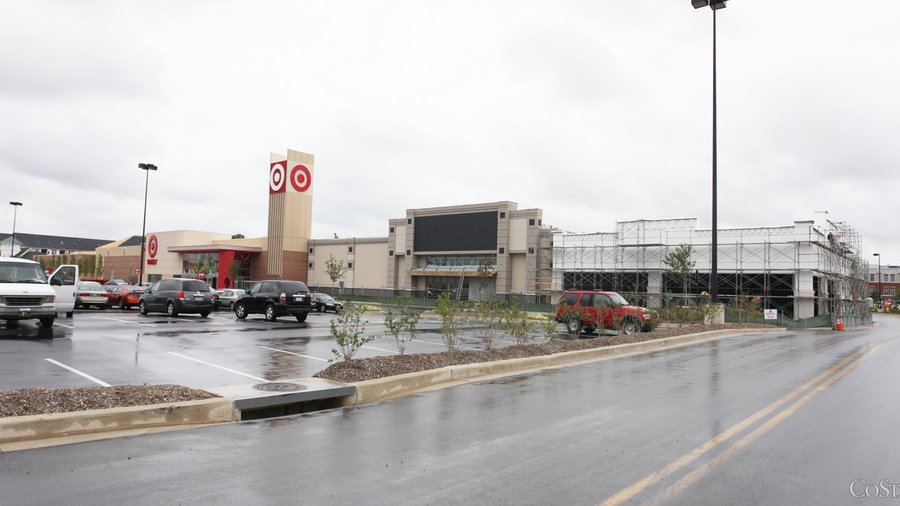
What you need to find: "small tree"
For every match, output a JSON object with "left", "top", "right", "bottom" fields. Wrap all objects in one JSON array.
[
  {"left": 435, "top": 292, "right": 465, "bottom": 352},
  {"left": 325, "top": 255, "right": 347, "bottom": 295},
  {"left": 473, "top": 298, "right": 505, "bottom": 350},
  {"left": 330, "top": 303, "right": 375, "bottom": 361},
  {"left": 383, "top": 297, "right": 421, "bottom": 355},
  {"left": 557, "top": 301, "right": 583, "bottom": 336},
  {"left": 663, "top": 243, "right": 695, "bottom": 305},
  {"left": 231, "top": 233, "right": 245, "bottom": 239},
  {"left": 541, "top": 314, "right": 560, "bottom": 341},
  {"left": 503, "top": 302, "right": 535, "bottom": 344}
]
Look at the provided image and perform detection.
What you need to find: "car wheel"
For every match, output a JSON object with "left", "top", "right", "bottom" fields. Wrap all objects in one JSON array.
[
  {"left": 296, "top": 313, "right": 308, "bottom": 323},
  {"left": 620, "top": 318, "right": 638, "bottom": 335},
  {"left": 118, "top": 299, "right": 125, "bottom": 310},
  {"left": 583, "top": 326, "right": 595, "bottom": 335},
  {"left": 564, "top": 319, "right": 582, "bottom": 336},
  {"left": 66, "top": 311, "right": 73, "bottom": 318},
  {"left": 200, "top": 312, "right": 210, "bottom": 318},
  {"left": 139, "top": 301, "right": 148, "bottom": 315},
  {"left": 99, "top": 304, "right": 107, "bottom": 310},
  {"left": 37, "top": 317, "right": 55, "bottom": 328},
  {"left": 316, "top": 306, "right": 323, "bottom": 312},
  {"left": 265, "top": 304, "right": 277, "bottom": 322},
  {"left": 167, "top": 301, "right": 179, "bottom": 317},
  {"left": 234, "top": 302, "right": 248, "bottom": 320}
]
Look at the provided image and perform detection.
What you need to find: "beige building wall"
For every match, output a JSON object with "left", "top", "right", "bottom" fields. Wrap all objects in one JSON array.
[{"left": 308, "top": 238, "right": 388, "bottom": 290}]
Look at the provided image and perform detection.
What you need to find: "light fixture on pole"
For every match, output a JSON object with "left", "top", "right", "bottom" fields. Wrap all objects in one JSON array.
[
  {"left": 138, "top": 163, "right": 157, "bottom": 285},
  {"left": 873, "top": 253, "right": 881, "bottom": 301},
  {"left": 9, "top": 201, "right": 22, "bottom": 257},
  {"left": 692, "top": 0, "right": 727, "bottom": 302}
]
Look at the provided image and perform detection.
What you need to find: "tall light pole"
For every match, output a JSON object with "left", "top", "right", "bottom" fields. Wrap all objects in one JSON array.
[
  {"left": 138, "top": 163, "right": 157, "bottom": 284},
  {"left": 873, "top": 252, "right": 881, "bottom": 302},
  {"left": 692, "top": 0, "right": 727, "bottom": 302},
  {"left": 8, "top": 201, "right": 22, "bottom": 257}
]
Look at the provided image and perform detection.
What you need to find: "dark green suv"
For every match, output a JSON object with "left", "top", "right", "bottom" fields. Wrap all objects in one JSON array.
[{"left": 233, "top": 280, "right": 313, "bottom": 322}]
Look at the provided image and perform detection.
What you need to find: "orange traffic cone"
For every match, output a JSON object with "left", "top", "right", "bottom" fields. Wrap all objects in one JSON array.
[{"left": 834, "top": 318, "right": 845, "bottom": 331}]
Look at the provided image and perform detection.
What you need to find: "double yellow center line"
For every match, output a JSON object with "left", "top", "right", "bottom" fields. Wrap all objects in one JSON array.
[{"left": 600, "top": 341, "right": 881, "bottom": 506}]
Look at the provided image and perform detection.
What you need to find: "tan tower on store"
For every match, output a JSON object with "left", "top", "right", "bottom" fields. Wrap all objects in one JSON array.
[{"left": 266, "top": 149, "right": 314, "bottom": 279}]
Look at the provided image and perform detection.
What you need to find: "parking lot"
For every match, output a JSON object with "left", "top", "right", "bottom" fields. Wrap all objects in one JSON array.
[{"left": 0, "top": 307, "right": 523, "bottom": 391}]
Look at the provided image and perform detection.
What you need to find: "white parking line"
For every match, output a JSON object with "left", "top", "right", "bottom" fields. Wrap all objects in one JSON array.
[
  {"left": 258, "top": 345, "right": 329, "bottom": 362},
  {"left": 362, "top": 345, "right": 399, "bottom": 354},
  {"left": 98, "top": 317, "right": 157, "bottom": 327},
  {"left": 54, "top": 322, "right": 74, "bottom": 329},
  {"left": 168, "top": 352, "right": 269, "bottom": 382},
  {"left": 45, "top": 359, "right": 110, "bottom": 387}
]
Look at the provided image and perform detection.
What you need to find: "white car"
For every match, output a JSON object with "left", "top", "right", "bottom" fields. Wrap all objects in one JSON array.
[
  {"left": 216, "top": 289, "right": 246, "bottom": 310},
  {"left": 76, "top": 281, "right": 109, "bottom": 309},
  {"left": 0, "top": 258, "right": 71, "bottom": 327}
]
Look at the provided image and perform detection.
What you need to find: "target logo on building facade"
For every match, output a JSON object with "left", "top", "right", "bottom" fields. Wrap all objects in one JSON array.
[
  {"left": 269, "top": 161, "right": 287, "bottom": 194},
  {"left": 147, "top": 234, "right": 159, "bottom": 258},
  {"left": 290, "top": 164, "right": 312, "bottom": 193}
]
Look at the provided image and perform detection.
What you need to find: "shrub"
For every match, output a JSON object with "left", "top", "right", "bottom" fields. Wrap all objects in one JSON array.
[
  {"left": 435, "top": 292, "right": 466, "bottom": 352},
  {"left": 503, "top": 302, "right": 535, "bottom": 344},
  {"left": 473, "top": 299, "right": 505, "bottom": 350},
  {"left": 330, "top": 303, "right": 375, "bottom": 361},
  {"left": 383, "top": 297, "right": 420, "bottom": 355}
]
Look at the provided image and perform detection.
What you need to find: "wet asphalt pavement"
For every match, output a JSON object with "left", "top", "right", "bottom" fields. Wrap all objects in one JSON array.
[
  {"left": 2, "top": 315, "right": 900, "bottom": 505},
  {"left": 0, "top": 307, "right": 465, "bottom": 390}
]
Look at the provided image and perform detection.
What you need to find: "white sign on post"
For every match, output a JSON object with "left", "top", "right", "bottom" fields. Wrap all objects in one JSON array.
[{"left": 764, "top": 309, "right": 778, "bottom": 320}]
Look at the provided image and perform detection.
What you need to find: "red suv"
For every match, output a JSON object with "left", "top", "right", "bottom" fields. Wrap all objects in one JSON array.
[{"left": 556, "top": 290, "right": 657, "bottom": 335}]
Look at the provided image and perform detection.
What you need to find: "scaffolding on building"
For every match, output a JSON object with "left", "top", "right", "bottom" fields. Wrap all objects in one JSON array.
[{"left": 549, "top": 218, "right": 871, "bottom": 326}]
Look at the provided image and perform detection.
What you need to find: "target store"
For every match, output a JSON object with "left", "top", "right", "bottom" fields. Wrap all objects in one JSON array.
[{"left": 95, "top": 148, "right": 550, "bottom": 301}]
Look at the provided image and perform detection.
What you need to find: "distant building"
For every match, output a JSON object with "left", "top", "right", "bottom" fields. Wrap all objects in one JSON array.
[
  {"left": 868, "top": 265, "right": 900, "bottom": 302},
  {"left": 0, "top": 232, "right": 111, "bottom": 260}
]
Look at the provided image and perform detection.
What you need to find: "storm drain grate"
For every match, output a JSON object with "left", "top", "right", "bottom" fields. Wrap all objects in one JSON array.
[{"left": 252, "top": 382, "right": 306, "bottom": 392}]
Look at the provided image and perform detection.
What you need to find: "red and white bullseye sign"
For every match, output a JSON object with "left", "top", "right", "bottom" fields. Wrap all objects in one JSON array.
[
  {"left": 147, "top": 234, "right": 159, "bottom": 258},
  {"left": 269, "top": 161, "right": 287, "bottom": 194},
  {"left": 290, "top": 164, "right": 312, "bottom": 193}
]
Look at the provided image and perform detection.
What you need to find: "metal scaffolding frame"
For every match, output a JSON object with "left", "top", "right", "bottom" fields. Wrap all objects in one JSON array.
[{"left": 550, "top": 218, "right": 870, "bottom": 324}]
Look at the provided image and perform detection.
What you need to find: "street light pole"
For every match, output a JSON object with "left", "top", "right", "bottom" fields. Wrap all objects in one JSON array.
[
  {"left": 8, "top": 201, "right": 22, "bottom": 257},
  {"left": 873, "top": 252, "right": 881, "bottom": 302},
  {"left": 692, "top": 0, "right": 727, "bottom": 302},
  {"left": 138, "top": 163, "right": 157, "bottom": 284}
]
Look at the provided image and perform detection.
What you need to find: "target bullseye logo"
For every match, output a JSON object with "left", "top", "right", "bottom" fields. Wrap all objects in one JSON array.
[
  {"left": 290, "top": 164, "right": 312, "bottom": 193},
  {"left": 147, "top": 235, "right": 159, "bottom": 258},
  {"left": 269, "top": 161, "right": 287, "bottom": 194}
]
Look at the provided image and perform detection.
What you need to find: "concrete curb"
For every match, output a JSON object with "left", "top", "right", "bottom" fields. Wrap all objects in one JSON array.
[
  {"left": 346, "top": 328, "right": 787, "bottom": 405},
  {"left": 0, "top": 398, "right": 236, "bottom": 445}
]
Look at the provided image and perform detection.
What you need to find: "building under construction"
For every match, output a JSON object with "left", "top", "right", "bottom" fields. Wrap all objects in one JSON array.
[{"left": 550, "top": 218, "right": 871, "bottom": 325}]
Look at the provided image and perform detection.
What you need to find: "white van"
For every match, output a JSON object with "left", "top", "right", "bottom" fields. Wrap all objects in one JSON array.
[{"left": 0, "top": 258, "right": 79, "bottom": 327}]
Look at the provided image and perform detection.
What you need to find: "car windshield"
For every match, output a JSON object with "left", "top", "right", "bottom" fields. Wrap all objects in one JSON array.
[
  {"left": 609, "top": 293, "right": 629, "bottom": 306},
  {"left": 318, "top": 294, "right": 335, "bottom": 302},
  {"left": 0, "top": 261, "right": 48, "bottom": 284}
]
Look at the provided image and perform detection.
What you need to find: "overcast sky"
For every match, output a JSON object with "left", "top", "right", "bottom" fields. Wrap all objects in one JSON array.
[{"left": 2, "top": 1, "right": 898, "bottom": 264}]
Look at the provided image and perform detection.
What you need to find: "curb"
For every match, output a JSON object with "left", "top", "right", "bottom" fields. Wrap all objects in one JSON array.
[
  {"left": 0, "top": 398, "right": 236, "bottom": 445},
  {"left": 345, "top": 327, "right": 787, "bottom": 405}
]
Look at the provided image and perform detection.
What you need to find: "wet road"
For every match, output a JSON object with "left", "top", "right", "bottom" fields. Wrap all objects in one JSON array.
[
  {"left": 0, "top": 308, "right": 479, "bottom": 390},
  {"left": 3, "top": 316, "right": 900, "bottom": 505}
]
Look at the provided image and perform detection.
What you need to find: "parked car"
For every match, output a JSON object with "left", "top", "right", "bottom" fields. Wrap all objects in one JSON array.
[
  {"left": 555, "top": 290, "right": 658, "bottom": 335},
  {"left": 76, "top": 281, "right": 109, "bottom": 309},
  {"left": 216, "top": 289, "right": 246, "bottom": 311},
  {"left": 310, "top": 292, "right": 344, "bottom": 313},
  {"left": 105, "top": 284, "right": 145, "bottom": 309},
  {"left": 209, "top": 286, "right": 221, "bottom": 310},
  {"left": 234, "top": 280, "right": 312, "bottom": 322},
  {"left": 0, "top": 258, "right": 60, "bottom": 328},
  {"left": 138, "top": 278, "right": 214, "bottom": 317},
  {"left": 104, "top": 278, "right": 127, "bottom": 286}
]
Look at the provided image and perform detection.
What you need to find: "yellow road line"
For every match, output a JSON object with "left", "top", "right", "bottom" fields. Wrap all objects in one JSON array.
[
  {"left": 643, "top": 345, "right": 874, "bottom": 505},
  {"left": 600, "top": 346, "right": 871, "bottom": 506}
]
